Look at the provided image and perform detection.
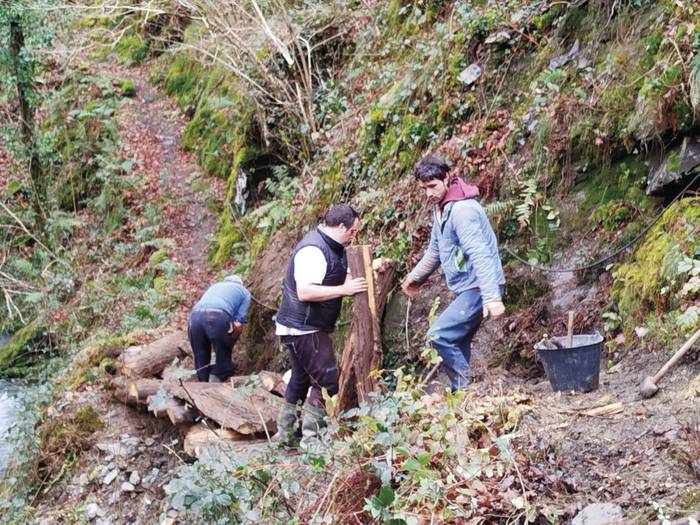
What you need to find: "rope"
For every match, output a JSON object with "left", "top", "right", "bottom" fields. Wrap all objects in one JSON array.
[
  {"left": 250, "top": 292, "right": 277, "bottom": 312},
  {"left": 504, "top": 171, "right": 700, "bottom": 274}
]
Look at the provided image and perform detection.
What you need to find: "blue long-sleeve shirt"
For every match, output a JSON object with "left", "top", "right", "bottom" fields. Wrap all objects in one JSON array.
[
  {"left": 193, "top": 282, "right": 251, "bottom": 323},
  {"left": 408, "top": 199, "right": 505, "bottom": 304}
]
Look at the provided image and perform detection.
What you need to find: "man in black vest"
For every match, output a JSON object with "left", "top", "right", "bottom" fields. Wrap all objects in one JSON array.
[{"left": 274, "top": 204, "right": 367, "bottom": 447}]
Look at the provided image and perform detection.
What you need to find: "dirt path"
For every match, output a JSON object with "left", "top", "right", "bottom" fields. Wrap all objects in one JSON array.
[
  {"left": 110, "top": 64, "right": 225, "bottom": 323},
  {"left": 467, "top": 235, "right": 700, "bottom": 521},
  {"left": 34, "top": 63, "right": 227, "bottom": 525}
]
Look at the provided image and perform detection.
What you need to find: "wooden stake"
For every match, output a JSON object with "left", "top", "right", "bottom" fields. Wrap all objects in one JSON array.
[{"left": 566, "top": 310, "right": 574, "bottom": 348}]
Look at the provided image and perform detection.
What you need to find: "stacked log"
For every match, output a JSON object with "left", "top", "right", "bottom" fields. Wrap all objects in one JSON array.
[{"left": 107, "top": 331, "right": 288, "bottom": 456}]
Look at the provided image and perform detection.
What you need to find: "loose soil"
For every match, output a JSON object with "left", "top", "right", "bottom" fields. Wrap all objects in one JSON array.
[{"left": 21, "top": 54, "right": 700, "bottom": 525}]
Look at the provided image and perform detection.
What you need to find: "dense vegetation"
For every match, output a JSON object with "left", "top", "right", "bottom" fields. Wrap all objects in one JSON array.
[{"left": 0, "top": 0, "right": 698, "bottom": 522}]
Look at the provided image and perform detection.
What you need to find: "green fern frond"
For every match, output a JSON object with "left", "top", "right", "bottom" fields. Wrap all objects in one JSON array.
[{"left": 690, "top": 53, "right": 700, "bottom": 114}]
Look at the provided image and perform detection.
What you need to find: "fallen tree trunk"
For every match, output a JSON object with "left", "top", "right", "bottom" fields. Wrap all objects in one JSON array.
[
  {"left": 258, "top": 370, "right": 286, "bottom": 397},
  {"left": 162, "top": 364, "right": 196, "bottom": 382},
  {"left": 167, "top": 404, "right": 197, "bottom": 425},
  {"left": 128, "top": 378, "right": 162, "bottom": 404},
  {"left": 183, "top": 423, "right": 252, "bottom": 458},
  {"left": 117, "top": 331, "right": 190, "bottom": 378},
  {"left": 168, "top": 382, "right": 281, "bottom": 434},
  {"left": 110, "top": 376, "right": 140, "bottom": 407},
  {"left": 337, "top": 254, "right": 395, "bottom": 412}
]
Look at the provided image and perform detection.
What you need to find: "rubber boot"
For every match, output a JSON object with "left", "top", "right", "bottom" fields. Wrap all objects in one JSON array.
[
  {"left": 208, "top": 374, "right": 222, "bottom": 383},
  {"left": 271, "top": 401, "right": 299, "bottom": 447},
  {"left": 299, "top": 404, "right": 327, "bottom": 451}
]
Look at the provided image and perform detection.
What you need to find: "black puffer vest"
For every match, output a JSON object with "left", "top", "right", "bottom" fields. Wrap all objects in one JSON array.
[{"left": 276, "top": 228, "right": 347, "bottom": 332}]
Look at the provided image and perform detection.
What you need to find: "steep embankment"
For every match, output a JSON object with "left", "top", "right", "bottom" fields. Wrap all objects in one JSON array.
[{"left": 1, "top": 0, "right": 699, "bottom": 523}]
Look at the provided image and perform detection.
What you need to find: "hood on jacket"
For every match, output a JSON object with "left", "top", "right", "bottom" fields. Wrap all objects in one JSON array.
[{"left": 439, "top": 176, "right": 480, "bottom": 210}]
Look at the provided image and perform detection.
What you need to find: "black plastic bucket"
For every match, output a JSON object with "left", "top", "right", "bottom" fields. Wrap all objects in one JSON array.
[{"left": 534, "top": 333, "right": 603, "bottom": 392}]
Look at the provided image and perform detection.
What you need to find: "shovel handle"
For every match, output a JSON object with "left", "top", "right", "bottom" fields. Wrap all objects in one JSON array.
[
  {"left": 652, "top": 327, "right": 700, "bottom": 383},
  {"left": 566, "top": 310, "right": 574, "bottom": 348}
]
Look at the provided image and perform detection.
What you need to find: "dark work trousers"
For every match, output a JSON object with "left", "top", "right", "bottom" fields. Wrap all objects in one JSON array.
[
  {"left": 188, "top": 309, "right": 237, "bottom": 382},
  {"left": 281, "top": 332, "right": 339, "bottom": 409}
]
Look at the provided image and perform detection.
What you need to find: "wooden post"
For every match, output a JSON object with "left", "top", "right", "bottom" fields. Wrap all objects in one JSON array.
[{"left": 337, "top": 252, "right": 395, "bottom": 412}]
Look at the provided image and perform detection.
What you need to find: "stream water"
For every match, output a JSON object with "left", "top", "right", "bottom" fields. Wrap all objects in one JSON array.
[{"left": 0, "top": 334, "right": 23, "bottom": 477}]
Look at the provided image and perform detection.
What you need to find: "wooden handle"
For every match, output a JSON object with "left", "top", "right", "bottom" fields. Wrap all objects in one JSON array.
[
  {"left": 652, "top": 327, "right": 700, "bottom": 383},
  {"left": 566, "top": 311, "right": 574, "bottom": 348}
]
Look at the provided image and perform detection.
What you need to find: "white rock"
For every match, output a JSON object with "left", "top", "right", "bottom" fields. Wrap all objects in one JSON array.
[
  {"left": 634, "top": 326, "right": 649, "bottom": 339},
  {"left": 121, "top": 481, "right": 135, "bottom": 492},
  {"left": 85, "top": 503, "right": 101, "bottom": 520},
  {"left": 129, "top": 470, "right": 140, "bottom": 485},
  {"left": 485, "top": 30, "right": 511, "bottom": 45},
  {"left": 102, "top": 469, "right": 118, "bottom": 486},
  {"left": 96, "top": 443, "right": 127, "bottom": 457},
  {"left": 572, "top": 503, "right": 624, "bottom": 525},
  {"left": 458, "top": 64, "right": 482, "bottom": 86},
  {"left": 144, "top": 437, "right": 155, "bottom": 447}
]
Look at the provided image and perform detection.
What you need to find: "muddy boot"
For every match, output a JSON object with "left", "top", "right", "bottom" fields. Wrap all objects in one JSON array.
[
  {"left": 208, "top": 374, "right": 222, "bottom": 383},
  {"left": 299, "top": 405, "right": 327, "bottom": 451},
  {"left": 271, "top": 401, "right": 299, "bottom": 447}
]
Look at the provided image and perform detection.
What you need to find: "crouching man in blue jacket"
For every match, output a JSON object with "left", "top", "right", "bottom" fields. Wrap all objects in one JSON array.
[
  {"left": 401, "top": 155, "right": 506, "bottom": 391},
  {"left": 188, "top": 275, "right": 251, "bottom": 382}
]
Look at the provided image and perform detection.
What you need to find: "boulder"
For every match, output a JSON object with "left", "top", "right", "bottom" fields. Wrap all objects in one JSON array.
[
  {"left": 572, "top": 503, "right": 624, "bottom": 525},
  {"left": 647, "top": 136, "right": 700, "bottom": 195}
]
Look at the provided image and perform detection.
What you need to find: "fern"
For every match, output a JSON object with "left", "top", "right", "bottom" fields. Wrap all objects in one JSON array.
[
  {"left": 485, "top": 199, "right": 515, "bottom": 222},
  {"left": 515, "top": 178, "right": 540, "bottom": 228},
  {"left": 690, "top": 53, "right": 700, "bottom": 114}
]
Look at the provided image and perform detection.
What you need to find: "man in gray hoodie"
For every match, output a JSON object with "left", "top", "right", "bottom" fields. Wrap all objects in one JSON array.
[{"left": 401, "top": 155, "right": 506, "bottom": 391}]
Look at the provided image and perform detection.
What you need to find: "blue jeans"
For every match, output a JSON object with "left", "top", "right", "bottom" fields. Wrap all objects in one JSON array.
[{"left": 428, "top": 289, "right": 483, "bottom": 391}]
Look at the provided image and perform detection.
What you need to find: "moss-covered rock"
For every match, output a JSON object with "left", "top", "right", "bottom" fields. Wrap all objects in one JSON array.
[
  {"left": 611, "top": 197, "right": 700, "bottom": 334},
  {"left": 0, "top": 319, "right": 48, "bottom": 378},
  {"left": 119, "top": 79, "right": 136, "bottom": 97},
  {"left": 116, "top": 34, "right": 149, "bottom": 65},
  {"left": 31, "top": 405, "right": 104, "bottom": 490}
]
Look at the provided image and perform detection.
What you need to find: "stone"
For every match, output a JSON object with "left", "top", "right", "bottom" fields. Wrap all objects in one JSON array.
[
  {"left": 457, "top": 64, "right": 482, "bottom": 86},
  {"left": 120, "top": 434, "right": 140, "bottom": 447},
  {"left": 144, "top": 437, "right": 155, "bottom": 447},
  {"left": 485, "top": 30, "right": 512, "bottom": 45},
  {"left": 102, "top": 469, "right": 118, "bottom": 486},
  {"left": 549, "top": 39, "right": 580, "bottom": 69},
  {"left": 96, "top": 442, "right": 128, "bottom": 457},
  {"left": 129, "top": 470, "right": 140, "bottom": 485},
  {"left": 646, "top": 137, "right": 700, "bottom": 195},
  {"left": 142, "top": 467, "right": 160, "bottom": 488},
  {"left": 85, "top": 503, "right": 104, "bottom": 520},
  {"left": 121, "top": 481, "right": 135, "bottom": 492},
  {"left": 572, "top": 503, "right": 624, "bottom": 525}
]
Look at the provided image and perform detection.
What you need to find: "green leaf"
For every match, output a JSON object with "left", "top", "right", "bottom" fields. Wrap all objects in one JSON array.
[{"left": 7, "top": 179, "right": 22, "bottom": 194}]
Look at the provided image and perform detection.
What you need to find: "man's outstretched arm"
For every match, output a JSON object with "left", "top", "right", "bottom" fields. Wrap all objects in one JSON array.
[{"left": 297, "top": 276, "right": 368, "bottom": 302}]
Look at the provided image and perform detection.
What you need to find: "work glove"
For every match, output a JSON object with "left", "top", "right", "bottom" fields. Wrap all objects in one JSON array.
[{"left": 482, "top": 301, "right": 505, "bottom": 319}]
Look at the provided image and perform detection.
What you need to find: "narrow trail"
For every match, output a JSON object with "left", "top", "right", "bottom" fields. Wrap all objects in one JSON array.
[
  {"left": 32, "top": 63, "right": 229, "bottom": 525},
  {"left": 107, "top": 63, "right": 225, "bottom": 323}
]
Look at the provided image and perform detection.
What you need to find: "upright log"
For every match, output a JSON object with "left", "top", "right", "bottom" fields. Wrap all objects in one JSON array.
[
  {"left": 337, "top": 253, "right": 395, "bottom": 412},
  {"left": 117, "top": 331, "right": 190, "bottom": 378}
]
